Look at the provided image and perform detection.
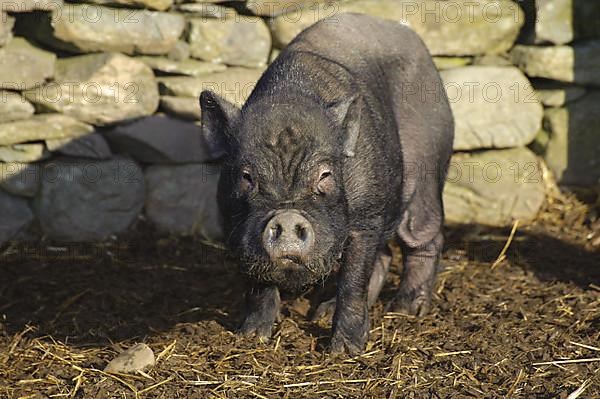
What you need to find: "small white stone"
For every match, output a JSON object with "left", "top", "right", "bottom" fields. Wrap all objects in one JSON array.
[{"left": 104, "top": 343, "right": 155, "bottom": 374}]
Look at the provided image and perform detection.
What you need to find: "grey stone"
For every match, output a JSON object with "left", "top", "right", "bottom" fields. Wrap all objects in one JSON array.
[
  {"left": 0, "top": 189, "right": 33, "bottom": 246},
  {"left": 533, "top": 81, "right": 586, "bottom": 107},
  {"left": 35, "top": 157, "right": 145, "bottom": 241},
  {"left": 542, "top": 93, "right": 600, "bottom": 186},
  {"left": 0, "top": 163, "right": 39, "bottom": 197},
  {"left": 188, "top": 16, "right": 271, "bottom": 68},
  {"left": 158, "top": 67, "right": 264, "bottom": 106},
  {"left": 104, "top": 115, "right": 213, "bottom": 163},
  {"left": 23, "top": 53, "right": 159, "bottom": 126},
  {"left": 104, "top": 344, "right": 155, "bottom": 374},
  {"left": 136, "top": 56, "right": 226, "bottom": 77},
  {"left": 510, "top": 42, "right": 600, "bottom": 87},
  {"left": 0, "top": 13, "right": 13, "bottom": 47},
  {"left": 444, "top": 147, "right": 546, "bottom": 226},
  {"left": 0, "top": 91, "right": 35, "bottom": 122},
  {"left": 159, "top": 96, "right": 200, "bottom": 120},
  {"left": 0, "top": 0, "right": 62, "bottom": 12},
  {"left": 31, "top": 5, "right": 185, "bottom": 55},
  {"left": 0, "top": 114, "right": 93, "bottom": 146},
  {"left": 0, "top": 144, "right": 49, "bottom": 162},
  {"left": 145, "top": 163, "right": 222, "bottom": 239},
  {"left": 532, "top": 0, "right": 573, "bottom": 44},
  {"left": 270, "top": 0, "right": 524, "bottom": 55},
  {"left": 440, "top": 66, "right": 543, "bottom": 150},
  {"left": 46, "top": 134, "right": 112, "bottom": 159},
  {"left": 0, "top": 38, "right": 55, "bottom": 90}
]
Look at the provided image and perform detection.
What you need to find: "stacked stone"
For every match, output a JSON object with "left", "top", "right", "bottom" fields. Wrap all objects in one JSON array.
[
  {"left": 512, "top": 0, "right": 600, "bottom": 187},
  {"left": 0, "top": 0, "right": 595, "bottom": 246}
]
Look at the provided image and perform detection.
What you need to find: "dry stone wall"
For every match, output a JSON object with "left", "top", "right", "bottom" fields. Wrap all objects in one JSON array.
[{"left": 0, "top": 0, "right": 598, "bottom": 245}]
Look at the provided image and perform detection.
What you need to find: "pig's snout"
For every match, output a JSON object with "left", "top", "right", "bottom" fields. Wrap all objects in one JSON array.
[{"left": 263, "top": 210, "right": 315, "bottom": 263}]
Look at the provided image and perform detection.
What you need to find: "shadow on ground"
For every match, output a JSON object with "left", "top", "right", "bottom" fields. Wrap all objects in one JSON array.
[
  {"left": 1, "top": 218, "right": 598, "bottom": 347},
  {"left": 0, "top": 228, "right": 246, "bottom": 345}
]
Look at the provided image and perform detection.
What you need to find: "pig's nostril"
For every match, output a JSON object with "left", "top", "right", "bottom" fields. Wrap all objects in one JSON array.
[
  {"left": 271, "top": 224, "right": 283, "bottom": 241},
  {"left": 295, "top": 224, "right": 307, "bottom": 241}
]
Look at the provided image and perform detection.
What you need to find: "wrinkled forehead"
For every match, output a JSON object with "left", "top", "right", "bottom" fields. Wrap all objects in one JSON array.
[
  {"left": 234, "top": 102, "right": 338, "bottom": 176},
  {"left": 238, "top": 100, "right": 333, "bottom": 149}
]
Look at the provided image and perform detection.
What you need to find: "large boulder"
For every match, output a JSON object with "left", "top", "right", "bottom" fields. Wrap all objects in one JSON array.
[
  {"left": 541, "top": 93, "right": 600, "bottom": 186},
  {"left": 444, "top": 147, "right": 546, "bottom": 226},
  {"left": 104, "top": 115, "right": 214, "bottom": 163},
  {"left": 145, "top": 164, "right": 222, "bottom": 240},
  {"left": 0, "top": 189, "right": 33, "bottom": 246},
  {"left": 0, "top": 12, "right": 13, "bottom": 46},
  {"left": 0, "top": 91, "right": 35, "bottom": 122},
  {"left": 35, "top": 157, "right": 145, "bottom": 241},
  {"left": 440, "top": 66, "right": 543, "bottom": 150},
  {"left": 188, "top": 16, "right": 271, "bottom": 68},
  {"left": 23, "top": 53, "right": 159, "bottom": 125},
  {"left": 0, "top": 114, "right": 93, "bottom": 146},
  {"left": 158, "top": 67, "right": 264, "bottom": 106},
  {"left": 510, "top": 42, "right": 600, "bottom": 87},
  {"left": 0, "top": 38, "right": 55, "bottom": 90},
  {"left": 30, "top": 5, "right": 185, "bottom": 55},
  {"left": 0, "top": 163, "right": 39, "bottom": 197},
  {"left": 270, "top": 0, "right": 524, "bottom": 55}
]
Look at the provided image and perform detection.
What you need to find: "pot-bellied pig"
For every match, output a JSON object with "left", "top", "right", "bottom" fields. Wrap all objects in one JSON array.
[{"left": 200, "top": 13, "right": 454, "bottom": 354}]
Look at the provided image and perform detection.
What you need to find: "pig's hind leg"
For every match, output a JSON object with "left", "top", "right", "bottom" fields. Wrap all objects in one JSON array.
[{"left": 394, "top": 230, "right": 443, "bottom": 316}]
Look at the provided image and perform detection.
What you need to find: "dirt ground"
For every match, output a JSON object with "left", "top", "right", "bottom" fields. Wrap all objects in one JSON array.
[{"left": 1, "top": 187, "right": 599, "bottom": 398}]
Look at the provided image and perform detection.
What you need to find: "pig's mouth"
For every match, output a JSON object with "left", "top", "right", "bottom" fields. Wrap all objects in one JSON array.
[
  {"left": 277, "top": 255, "right": 303, "bottom": 266},
  {"left": 238, "top": 253, "right": 337, "bottom": 294}
]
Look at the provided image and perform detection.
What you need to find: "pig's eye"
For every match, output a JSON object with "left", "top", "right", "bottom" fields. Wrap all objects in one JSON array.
[
  {"left": 316, "top": 170, "right": 334, "bottom": 195},
  {"left": 240, "top": 170, "right": 255, "bottom": 193}
]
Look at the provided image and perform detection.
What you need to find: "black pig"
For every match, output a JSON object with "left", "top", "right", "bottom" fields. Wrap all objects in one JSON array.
[{"left": 199, "top": 13, "right": 454, "bottom": 354}]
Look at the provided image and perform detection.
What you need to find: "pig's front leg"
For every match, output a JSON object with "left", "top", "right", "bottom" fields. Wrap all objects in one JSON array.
[
  {"left": 331, "top": 231, "right": 378, "bottom": 355},
  {"left": 394, "top": 231, "right": 443, "bottom": 316},
  {"left": 239, "top": 284, "right": 280, "bottom": 341}
]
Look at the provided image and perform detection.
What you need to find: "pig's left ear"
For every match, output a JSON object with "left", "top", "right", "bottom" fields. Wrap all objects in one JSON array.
[
  {"left": 329, "top": 95, "right": 361, "bottom": 157},
  {"left": 199, "top": 90, "right": 241, "bottom": 159}
]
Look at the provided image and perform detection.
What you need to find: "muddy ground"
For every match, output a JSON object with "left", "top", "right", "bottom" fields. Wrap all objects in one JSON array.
[{"left": 1, "top": 189, "right": 599, "bottom": 398}]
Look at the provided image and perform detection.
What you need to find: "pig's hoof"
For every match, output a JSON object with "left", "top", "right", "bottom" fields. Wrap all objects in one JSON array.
[
  {"left": 330, "top": 331, "right": 366, "bottom": 356},
  {"left": 312, "top": 298, "right": 336, "bottom": 323},
  {"left": 238, "top": 314, "right": 275, "bottom": 341},
  {"left": 393, "top": 288, "right": 431, "bottom": 317}
]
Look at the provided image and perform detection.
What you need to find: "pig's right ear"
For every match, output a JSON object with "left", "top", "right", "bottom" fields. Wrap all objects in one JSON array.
[
  {"left": 328, "top": 95, "right": 361, "bottom": 157},
  {"left": 199, "top": 90, "right": 241, "bottom": 159}
]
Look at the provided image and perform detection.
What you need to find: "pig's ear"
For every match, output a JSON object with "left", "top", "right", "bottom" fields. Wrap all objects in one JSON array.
[
  {"left": 199, "top": 90, "right": 241, "bottom": 159},
  {"left": 329, "top": 96, "right": 361, "bottom": 157}
]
